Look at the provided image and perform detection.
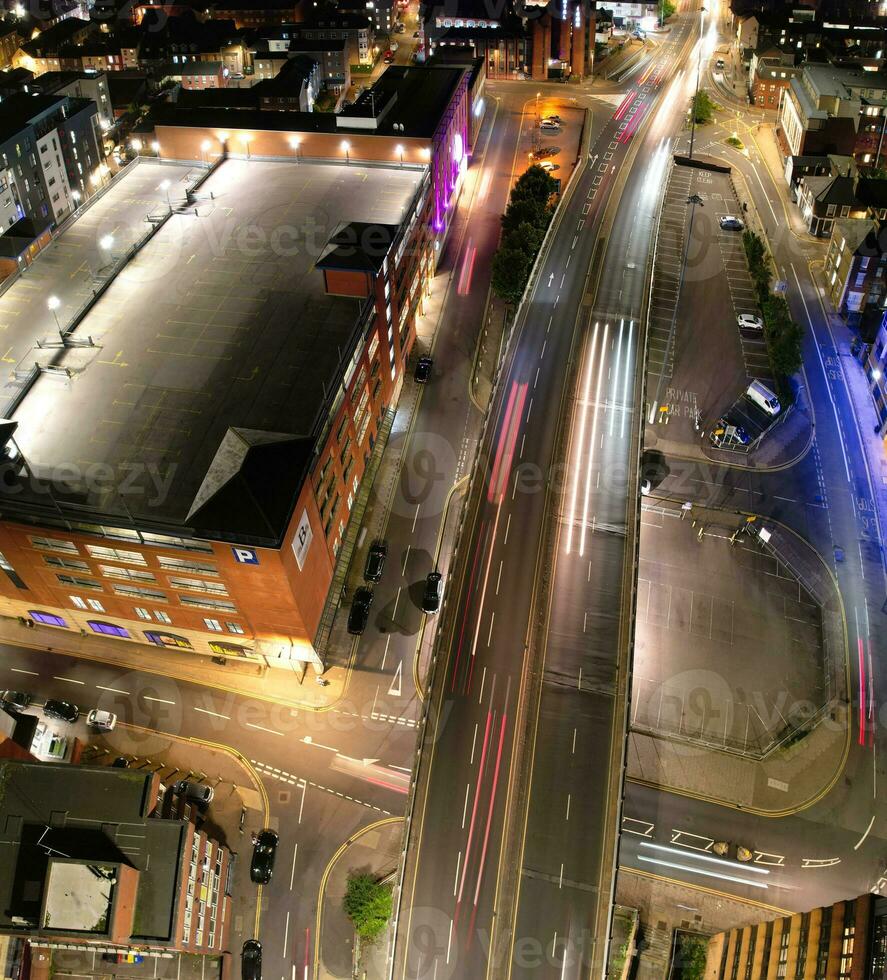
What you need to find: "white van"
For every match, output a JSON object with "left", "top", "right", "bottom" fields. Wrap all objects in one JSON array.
[{"left": 745, "top": 380, "right": 780, "bottom": 416}]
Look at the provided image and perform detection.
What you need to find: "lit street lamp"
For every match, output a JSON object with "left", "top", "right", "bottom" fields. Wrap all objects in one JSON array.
[
  {"left": 159, "top": 179, "right": 171, "bottom": 208},
  {"left": 341, "top": 139, "right": 351, "bottom": 164},
  {"left": 200, "top": 139, "right": 211, "bottom": 166},
  {"left": 395, "top": 142, "right": 404, "bottom": 166},
  {"left": 130, "top": 138, "right": 142, "bottom": 155},
  {"left": 289, "top": 136, "right": 301, "bottom": 161},
  {"left": 47, "top": 295, "right": 62, "bottom": 332},
  {"left": 100, "top": 234, "right": 114, "bottom": 251}
]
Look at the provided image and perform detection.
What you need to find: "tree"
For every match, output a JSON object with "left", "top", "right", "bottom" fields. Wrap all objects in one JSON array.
[
  {"left": 503, "top": 220, "right": 544, "bottom": 256},
  {"left": 660, "top": 0, "right": 676, "bottom": 18},
  {"left": 501, "top": 197, "right": 547, "bottom": 236},
  {"left": 674, "top": 934, "right": 708, "bottom": 980},
  {"left": 690, "top": 89, "right": 715, "bottom": 125},
  {"left": 491, "top": 247, "right": 531, "bottom": 305},
  {"left": 342, "top": 873, "right": 392, "bottom": 944},
  {"left": 511, "top": 165, "right": 558, "bottom": 204}
]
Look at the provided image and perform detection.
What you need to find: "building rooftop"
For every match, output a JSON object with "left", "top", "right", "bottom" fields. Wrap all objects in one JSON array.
[
  {"left": 0, "top": 92, "right": 67, "bottom": 141},
  {"left": 8, "top": 158, "right": 425, "bottom": 539},
  {"left": 0, "top": 761, "right": 185, "bottom": 942},
  {"left": 803, "top": 63, "right": 887, "bottom": 100},
  {"left": 832, "top": 216, "right": 878, "bottom": 254}
]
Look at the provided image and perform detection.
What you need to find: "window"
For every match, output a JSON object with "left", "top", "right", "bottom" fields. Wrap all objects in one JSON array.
[
  {"left": 158, "top": 556, "right": 219, "bottom": 577},
  {"left": 70, "top": 595, "right": 87, "bottom": 609},
  {"left": 88, "top": 620, "right": 130, "bottom": 638},
  {"left": 29, "top": 610, "right": 67, "bottom": 627},
  {"left": 180, "top": 596, "right": 237, "bottom": 613},
  {"left": 0, "top": 550, "right": 26, "bottom": 589},
  {"left": 100, "top": 564, "right": 157, "bottom": 582},
  {"left": 88, "top": 598, "right": 104, "bottom": 612},
  {"left": 169, "top": 576, "right": 228, "bottom": 596},
  {"left": 86, "top": 545, "right": 147, "bottom": 565},
  {"left": 204, "top": 618, "right": 222, "bottom": 631},
  {"left": 57, "top": 574, "right": 103, "bottom": 591},
  {"left": 154, "top": 610, "right": 172, "bottom": 624},
  {"left": 226, "top": 622, "right": 244, "bottom": 634},
  {"left": 31, "top": 535, "right": 78, "bottom": 554},
  {"left": 113, "top": 583, "right": 168, "bottom": 602},
  {"left": 134, "top": 607, "right": 152, "bottom": 620},
  {"left": 145, "top": 630, "right": 191, "bottom": 648}
]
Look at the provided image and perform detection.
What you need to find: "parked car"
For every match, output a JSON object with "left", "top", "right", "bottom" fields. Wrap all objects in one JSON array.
[
  {"left": 242, "top": 941, "right": 262, "bottom": 980},
  {"left": 531, "top": 146, "right": 559, "bottom": 160},
  {"left": 348, "top": 587, "right": 374, "bottom": 635},
  {"left": 715, "top": 57, "right": 725, "bottom": 69},
  {"left": 383, "top": 51, "right": 394, "bottom": 63},
  {"left": 43, "top": 699, "right": 79, "bottom": 723},
  {"left": 422, "top": 571, "right": 442, "bottom": 614},
  {"left": 543, "top": 114, "right": 563, "bottom": 124},
  {"left": 737, "top": 313, "right": 764, "bottom": 332},
  {"left": 540, "top": 121, "right": 561, "bottom": 133},
  {"left": 111, "top": 756, "right": 130, "bottom": 768},
  {"left": 250, "top": 829, "right": 279, "bottom": 884},
  {"left": 0, "top": 690, "right": 31, "bottom": 713},
  {"left": 173, "top": 779, "right": 214, "bottom": 807},
  {"left": 538, "top": 161, "right": 560, "bottom": 172},
  {"left": 414, "top": 356, "right": 433, "bottom": 383},
  {"left": 87, "top": 709, "right": 117, "bottom": 731},
  {"left": 364, "top": 541, "right": 387, "bottom": 583},
  {"left": 413, "top": 30, "right": 420, "bottom": 36},
  {"left": 719, "top": 214, "right": 744, "bottom": 230}
]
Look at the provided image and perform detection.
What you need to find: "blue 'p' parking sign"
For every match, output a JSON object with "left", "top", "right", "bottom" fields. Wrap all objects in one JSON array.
[{"left": 232, "top": 546, "right": 259, "bottom": 565}]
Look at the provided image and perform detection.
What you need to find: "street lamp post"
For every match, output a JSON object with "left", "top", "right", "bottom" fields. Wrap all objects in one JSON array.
[
  {"left": 160, "top": 179, "right": 171, "bottom": 208},
  {"left": 395, "top": 142, "right": 404, "bottom": 166},
  {"left": 47, "top": 295, "right": 62, "bottom": 334},
  {"left": 289, "top": 136, "right": 301, "bottom": 162},
  {"left": 200, "top": 139, "right": 211, "bottom": 167},
  {"left": 688, "top": 5, "right": 707, "bottom": 160},
  {"left": 341, "top": 139, "right": 351, "bottom": 164}
]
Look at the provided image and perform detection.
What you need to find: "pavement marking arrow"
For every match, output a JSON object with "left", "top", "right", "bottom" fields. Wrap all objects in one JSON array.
[{"left": 388, "top": 660, "right": 403, "bottom": 698}]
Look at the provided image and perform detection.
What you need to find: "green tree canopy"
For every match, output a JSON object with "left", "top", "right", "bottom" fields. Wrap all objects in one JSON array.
[
  {"left": 501, "top": 196, "right": 548, "bottom": 235},
  {"left": 343, "top": 873, "right": 393, "bottom": 943},
  {"left": 491, "top": 247, "right": 532, "bottom": 305},
  {"left": 511, "top": 165, "right": 558, "bottom": 204},
  {"left": 691, "top": 89, "right": 715, "bottom": 124},
  {"left": 502, "top": 220, "right": 544, "bottom": 256}
]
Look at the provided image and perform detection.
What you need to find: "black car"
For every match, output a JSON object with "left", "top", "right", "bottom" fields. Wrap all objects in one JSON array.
[
  {"left": 250, "top": 830, "right": 279, "bottom": 884},
  {"left": 422, "top": 571, "right": 442, "bottom": 614},
  {"left": 414, "top": 356, "right": 433, "bottom": 383},
  {"left": 0, "top": 690, "right": 31, "bottom": 713},
  {"left": 242, "top": 940, "right": 262, "bottom": 980},
  {"left": 347, "top": 587, "right": 374, "bottom": 635},
  {"left": 364, "top": 541, "right": 387, "bottom": 583},
  {"left": 43, "top": 699, "right": 79, "bottom": 723},
  {"left": 111, "top": 756, "right": 130, "bottom": 768}
]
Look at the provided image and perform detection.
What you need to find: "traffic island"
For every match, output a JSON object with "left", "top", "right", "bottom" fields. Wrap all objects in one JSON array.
[{"left": 628, "top": 498, "right": 848, "bottom": 813}]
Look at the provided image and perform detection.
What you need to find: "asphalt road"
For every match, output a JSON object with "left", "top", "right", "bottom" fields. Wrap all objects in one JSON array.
[{"left": 392, "top": 15, "right": 701, "bottom": 980}]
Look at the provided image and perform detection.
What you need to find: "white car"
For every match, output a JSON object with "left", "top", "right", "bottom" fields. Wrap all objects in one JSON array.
[
  {"left": 87, "top": 709, "right": 117, "bottom": 731},
  {"left": 719, "top": 215, "right": 744, "bottom": 230},
  {"left": 538, "top": 161, "right": 560, "bottom": 172},
  {"left": 540, "top": 121, "right": 561, "bottom": 132},
  {"left": 737, "top": 313, "right": 764, "bottom": 332}
]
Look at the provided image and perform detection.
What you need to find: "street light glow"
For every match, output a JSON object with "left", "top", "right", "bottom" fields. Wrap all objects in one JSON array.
[
  {"left": 131, "top": 138, "right": 142, "bottom": 151},
  {"left": 100, "top": 235, "right": 114, "bottom": 250},
  {"left": 47, "top": 296, "right": 60, "bottom": 310},
  {"left": 201, "top": 140, "right": 211, "bottom": 152},
  {"left": 151, "top": 140, "right": 160, "bottom": 152},
  {"left": 341, "top": 140, "right": 351, "bottom": 151}
]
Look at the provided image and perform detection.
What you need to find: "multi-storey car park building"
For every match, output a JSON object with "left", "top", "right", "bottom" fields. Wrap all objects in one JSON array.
[
  {"left": 0, "top": 64, "right": 474, "bottom": 671},
  {"left": 0, "top": 761, "right": 232, "bottom": 959}
]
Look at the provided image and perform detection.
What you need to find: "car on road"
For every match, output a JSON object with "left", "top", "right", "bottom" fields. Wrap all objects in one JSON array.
[
  {"left": 709, "top": 416, "right": 750, "bottom": 447},
  {"left": 43, "top": 699, "right": 79, "bottom": 723},
  {"left": 737, "top": 313, "right": 764, "bottom": 332},
  {"left": 531, "top": 146, "right": 559, "bottom": 160},
  {"left": 1, "top": 690, "right": 31, "bottom": 713},
  {"left": 87, "top": 709, "right": 117, "bottom": 731},
  {"left": 348, "top": 586, "right": 374, "bottom": 635},
  {"left": 413, "top": 30, "right": 420, "bottom": 36},
  {"left": 383, "top": 51, "right": 394, "bottom": 63},
  {"left": 719, "top": 214, "right": 744, "bottom": 230},
  {"left": 250, "top": 829, "right": 279, "bottom": 883},
  {"left": 242, "top": 941, "right": 262, "bottom": 980},
  {"left": 715, "top": 57, "right": 725, "bottom": 69},
  {"left": 174, "top": 779, "right": 214, "bottom": 807},
  {"left": 395, "top": 22, "right": 405, "bottom": 31},
  {"left": 543, "top": 114, "right": 562, "bottom": 124},
  {"left": 364, "top": 541, "right": 387, "bottom": 583},
  {"left": 540, "top": 121, "right": 561, "bottom": 133},
  {"left": 422, "top": 571, "right": 442, "bottom": 614},
  {"left": 111, "top": 756, "right": 130, "bottom": 768},
  {"left": 414, "top": 356, "right": 433, "bottom": 383},
  {"left": 538, "top": 161, "right": 560, "bottom": 172}
]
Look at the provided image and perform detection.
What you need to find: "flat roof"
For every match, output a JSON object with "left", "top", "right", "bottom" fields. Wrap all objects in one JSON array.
[
  {"left": 10, "top": 158, "right": 423, "bottom": 536},
  {"left": 43, "top": 860, "right": 115, "bottom": 933}
]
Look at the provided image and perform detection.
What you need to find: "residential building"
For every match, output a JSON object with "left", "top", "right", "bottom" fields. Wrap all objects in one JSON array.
[
  {"left": 596, "top": 0, "right": 659, "bottom": 30},
  {"left": 11, "top": 17, "right": 94, "bottom": 74},
  {"left": 824, "top": 217, "right": 886, "bottom": 326},
  {"left": 776, "top": 64, "right": 887, "bottom": 168},
  {"left": 748, "top": 49, "right": 800, "bottom": 108},
  {"left": 0, "top": 19, "right": 25, "bottom": 68},
  {"left": 252, "top": 53, "right": 319, "bottom": 108},
  {"left": 137, "top": 12, "right": 249, "bottom": 75},
  {"left": 288, "top": 37, "right": 349, "bottom": 96},
  {"left": 857, "top": 176, "right": 887, "bottom": 220},
  {"left": 205, "top": 0, "right": 307, "bottom": 29},
  {"left": 0, "top": 216, "right": 53, "bottom": 281},
  {"left": 25, "top": 70, "right": 114, "bottom": 131},
  {"left": 288, "top": 14, "right": 374, "bottom": 66},
  {"left": 338, "top": 0, "right": 396, "bottom": 36},
  {"left": 796, "top": 171, "right": 866, "bottom": 235},
  {"left": 706, "top": 894, "right": 882, "bottom": 978},
  {"left": 868, "top": 308, "right": 887, "bottom": 430},
  {"left": 0, "top": 760, "right": 232, "bottom": 956},
  {"left": 0, "top": 93, "right": 105, "bottom": 236},
  {"left": 0, "top": 66, "right": 474, "bottom": 668},
  {"left": 71, "top": 34, "right": 141, "bottom": 72}
]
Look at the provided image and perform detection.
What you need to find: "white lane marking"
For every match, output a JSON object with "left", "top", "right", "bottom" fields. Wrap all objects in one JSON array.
[
  {"left": 247, "top": 722, "right": 285, "bottom": 736},
  {"left": 495, "top": 560, "right": 503, "bottom": 596},
  {"left": 572, "top": 729, "right": 577, "bottom": 754},
  {"left": 487, "top": 611, "right": 495, "bottom": 646},
  {"left": 402, "top": 545, "right": 410, "bottom": 575},
  {"left": 298, "top": 781, "right": 306, "bottom": 824},
  {"left": 462, "top": 784, "right": 470, "bottom": 828},
  {"left": 453, "top": 852, "right": 462, "bottom": 896},
  {"left": 143, "top": 695, "right": 175, "bottom": 704},
  {"left": 54, "top": 676, "right": 84, "bottom": 685},
  {"left": 290, "top": 843, "right": 299, "bottom": 889},
  {"left": 470, "top": 722, "right": 479, "bottom": 764},
  {"left": 504, "top": 512, "right": 512, "bottom": 544},
  {"left": 412, "top": 504, "right": 421, "bottom": 532},
  {"left": 559, "top": 863, "right": 564, "bottom": 889},
  {"left": 283, "top": 911, "right": 290, "bottom": 957},
  {"left": 565, "top": 794, "right": 571, "bottom": 820},
  {"left": 388, "top": 661, "right": 403, "bottom": 698},
  {"left": 446, "top": 919, "right": 454, "bottom": 964},
  {"left": 96, "top": 685, "right": 130, "bottom": 695},
  {"left": 11, "top": 667, "right": 38, "bottom": 676},
  {"left": 854, "top": 816, "right": 875, "bottom": 851},
  {"left": 519, "top": 433, "right": 526, "bottom": 459},
  {"left": 478, "top": 665, "right": 487, "bottom": 704},
  {"left": 194, "top": 706, "right": 231, "bottom": 720},
  {"left": 637, "top": 855, "right": 768, "bottom": 889},
  {"left": 526, "top": 397, "right": 533, "bottom": 423},
  {"left": 381, "top": 634, "right": 392, "bottom": 671}
]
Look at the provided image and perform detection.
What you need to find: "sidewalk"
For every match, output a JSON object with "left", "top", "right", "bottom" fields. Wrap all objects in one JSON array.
[{"left": 0, "top": 615, "right": 344, "bottom": 710}]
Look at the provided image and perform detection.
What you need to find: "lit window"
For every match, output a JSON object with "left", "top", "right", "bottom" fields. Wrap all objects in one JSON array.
[
  {"left": 70, "top": 595, "right": 87, "bottom": 609},
  {"left": 154, "top": 610, "right": 172, "bottom": 624},
  {"left": 88, "top": 620, "right": 129, "bottom": 638},
  {"left": 226, "top": 622, "right": 244, "bottom": 634},
  {"left": 88, "top": 598, "right": 105, "bottom": 612},
  {"left": 29, "top": 610, "right": 68, "bottom": 628},
  {"left": 204, "top": 618, "right": 222, "bottom": 632},
  {"left": 134, "top": 607, "right": 152, "bottom": 620}
]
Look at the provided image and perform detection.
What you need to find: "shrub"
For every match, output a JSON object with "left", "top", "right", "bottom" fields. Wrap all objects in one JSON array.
[{"left": 342, "top": 873, "right": 392, "bottom": 944}]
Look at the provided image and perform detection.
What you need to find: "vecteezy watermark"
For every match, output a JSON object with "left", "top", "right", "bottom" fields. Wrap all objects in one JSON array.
[{"left": 0, "top": 459, "right": 176, "bottom": 509}]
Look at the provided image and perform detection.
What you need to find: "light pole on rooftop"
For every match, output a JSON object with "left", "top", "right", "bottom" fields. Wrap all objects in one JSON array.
[{"left": 47, "top": 295, "right": 62, "bottom": 334}]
